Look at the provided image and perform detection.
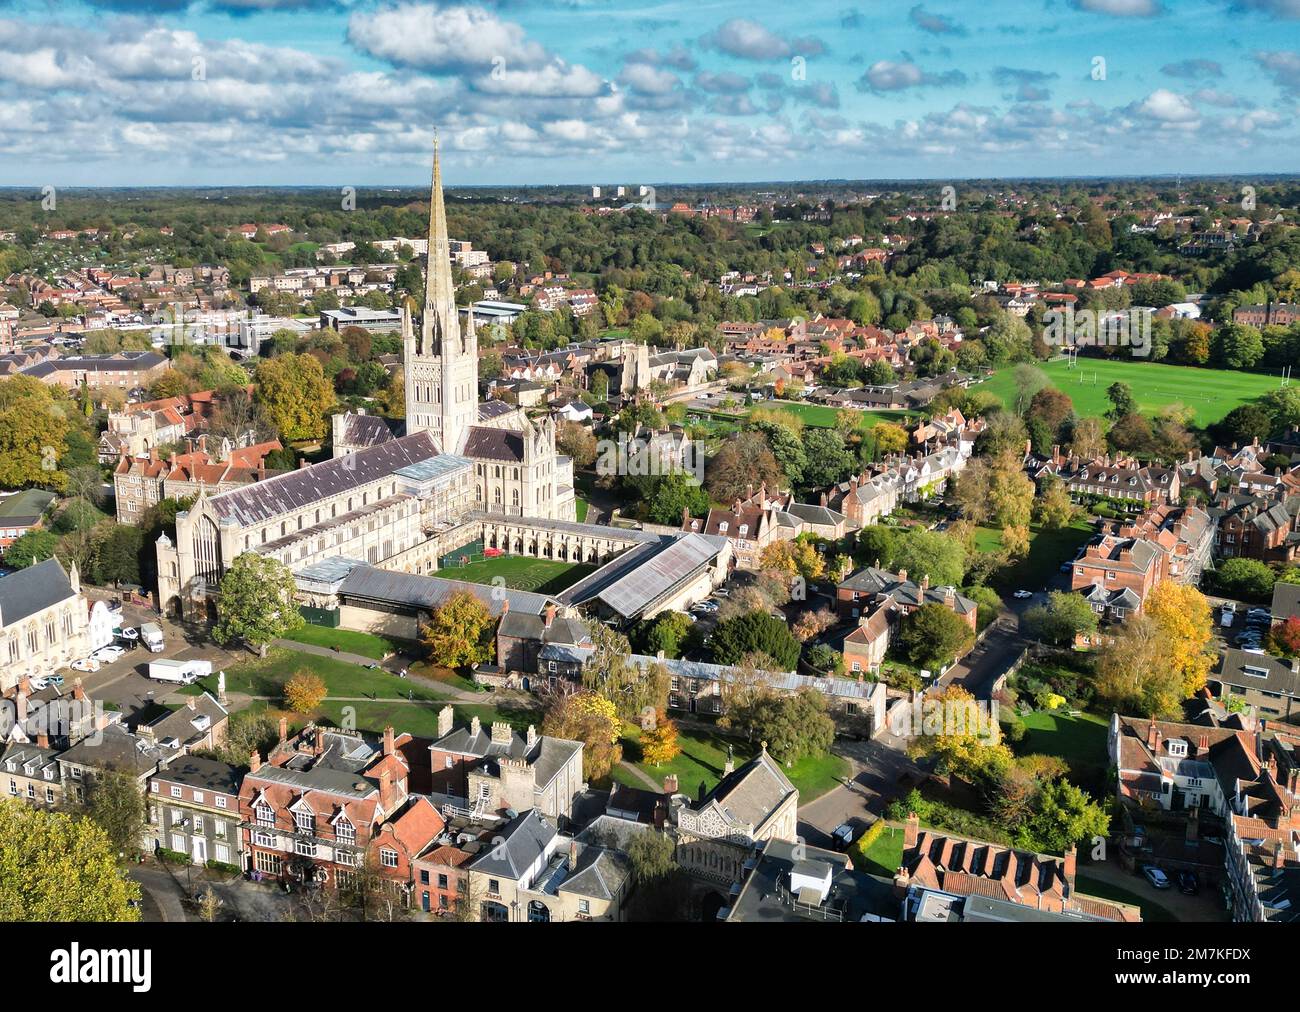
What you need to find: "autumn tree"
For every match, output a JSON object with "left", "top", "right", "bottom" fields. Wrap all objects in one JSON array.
[
  {"left": 706, "top": 431, "right": 783, "bottom": 503},
  {"left": 1094, "top": 614, "right": 1186, "bottom": 717},
  {"left": 0, "top": 800, "right": 141, "bottom": 921},
  {"left": 1034, "top": 477, "right": 1078, "bottom": 529},
  {"left": 640, "top": 712, "right": 681, "bottom": 766},
  {"left": 1144, "top": 581, "right": 1214, "bottom": 700},
  {"left": 556, "top": 421, "right": 597, "bottom": 467},
  {"left": 421, "top": 590, "right": 495, "bottom": 668},
  {"left": 906, "top": 685, "right": 1012, "bottom": 786},
  {"left": 284, "top": 670, "right": 327, "bottom": 713},
  {"left": 213, "top": 553, "right": 305, "bottom": 657},
  {"left": 0, "top": 375, "right": 70, "bottom": 489},
  {"left": 541, "top": 691, "right": 623, "bottom": 782},
  {"left": 254, "top": 353, "right": 336, "bottom": 442},
  {"left": 726, "top": 688, "right": 835, "bottom": 763},
  {"left": 1069, "top": 416, "right": 1106, "bottom": 460},
  {"left": 1270, "top": 616, "right": 1300, "bottom": 659}
]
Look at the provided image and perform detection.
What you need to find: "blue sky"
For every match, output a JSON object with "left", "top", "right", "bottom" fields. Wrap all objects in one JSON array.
[{"left": 0, "top": 0, "right": 1297, "bottom": 185}]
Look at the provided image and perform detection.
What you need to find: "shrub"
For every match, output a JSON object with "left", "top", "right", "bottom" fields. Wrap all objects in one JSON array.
[
  {"left": 156, "top": 848, "right": 191, "bottom": 866},
  {"left": 283, "top": 670, "right": 327, "bottom": 713},
  {"left": 847, "top": 819, "right": 887, "bottom": 872}
]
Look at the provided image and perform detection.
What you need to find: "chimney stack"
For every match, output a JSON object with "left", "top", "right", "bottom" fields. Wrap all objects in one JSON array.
[
  {"left": 437, "top": 705, "right": 454, "bottom": 739},
  {"left": 490, "top": 721, "right": 512, "bottom": 745},
  {"left": 249, "top": 749, "right": 262, "bottom": 774},
  {"left": 1063, "top": 845, "right": 1077, "bottom": 892},
  {"left": 544, "top": 603, "right": 556, "bottom": 629},
  {"left": 314, "top": 726, "right": 326, "bottom": 756},
  {"left": 904, "top": 812, "right": 920, "bottom": 850},
  {"left": 278, "top": 716, "right": 288, "bottom": 744},
  {"left": 663, "top": 774, "right": 679, "bottom": 795},
  {"left": 36, "top": 732, "right": 49, "bottom": 749},
  {"left": 470, "top": 715, "right": 482, "bottom": 738},
  {"left": 1146, "top": 718, "right": 1159, "bottom": 751},
  {"left": 526, "top": 725, "right": 537, "bottom": 749},
  {"left": 383, "top": 725, "right": 395, "bottom": 757}
]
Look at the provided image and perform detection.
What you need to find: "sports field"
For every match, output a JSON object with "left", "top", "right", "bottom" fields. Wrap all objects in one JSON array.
[
  {"left": 975, "top": 358, "right": 1282, "bottom": 426},
  {"left": 430, "top": 555, "right": 596, "bottom": 594}
]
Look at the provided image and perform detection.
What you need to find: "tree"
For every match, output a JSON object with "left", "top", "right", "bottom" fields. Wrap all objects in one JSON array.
[
  {"left": 872, "top": 422, "right": 908, "bottom": 455},
  {"left": 1217, "top": 403, "right": 1274, "bottom": 446},
  {"left": 906, "top": 685, "right": 1011, "bottom": 785},
  {"left": 0, "top": 375, "right": 70, "bottom": 489},
  {"left": 254, "top": 353, "right": 336, "bottom": 442},
  {"left": 1069, "top": 416, "right": 1106, "bottom": 460},
  {"left": 890, "top": 529, "right": 967, "bottom": 587},
  {"left": 0, "top": 800, "right": 140, "bottom": 921},
  {"left": 1094, "top": 615, "right": 1186, "bottom": 717},
  {"left": 81, "top": 768, "right": 146, "bottom": 857},
  {"left": 800, "top": 427, "right": 856, "bottom": 490},
  {"left": 1014, "top": 779, "right": 1110, "bottom": 855},
  {"left": 640, "top": 713, "right": 681, "bottom": 766},
  {"left": 624, "top": 830, "right": 694, "bottom": 921},
  {"left": 1035, "top": 478, "right": 1078, "bottom": 529},
  {"left": 541, "top": 691, "right": 623, "bottom": 782},
  {"left": 898, "top": 603, "right": 975, "bottom": 670},
  {"left": 556, "top": 421, "right": 597, "bottom": 467},
  {"left": 1145, "top": 582, "right": 1214, "bottom": 701},
  {"left": 3, "top": 529, "right": 58, "bottom": 569},
  {"left": 710, "top": 611, "right": 801, "bottom": 669},
  {"left": 726, "top": 689, "right": 835, "bottom": 763},
  {"left": 1105, "top": 382, "right": 1136, "bottom": 421},
  {"left": 1212, "top": 557, "right": 1275, "bottom": 602},
  {"left": 92, "top": 524, "right": 142, "bottom": 587},
  {"left": 638, "top": 612, "right": 693, "bottom": 660},
  {"left": 284, "top": 669, "right": 327, "bottom": 713},
  {"left": 208, "top": 710, "right": 282, "bottom": 767},
  {"left": 1270, "top": 616, "right": 1300, "bottom": 658},
  {"left": 987, "top": 447, "right": 1035, "bottom": 529},
  {"left": 707, "top": 431, "right": 782, "bottom": 502},
  {"left": 212, "top": 553, "right": 305, "bottom": 657},
  {"left": 1022, "top": 591, "right": 1099, "bottom": 646},
  {"left": 583, "top": 624, "right": 669, "bottom": 719},
  {"left": 421, "top": 590, "right": 495, "bottom": 668}
]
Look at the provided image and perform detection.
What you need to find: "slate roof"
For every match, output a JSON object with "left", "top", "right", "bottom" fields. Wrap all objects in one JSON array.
[
  {"left": 478, "top": 400, "right": 516, "bottom": 421},
  {"left": 339, "top": 566, "right": 551, "bottom": 617},
  {"left": 209, "top": 431, "right": 439, "bottom": 525},
  {"left": 461, "top": 426, "right": 525, "bottom": 462},
  {"left": 152, "top": 754, "right": 241, "bottom": 795},
  {"left": 338, "top": 412, "right": 401, "bottom": 448},
  {"left": 0, "top": 558, "right": 76, "bottom": 627},
  {"left": 693, "top": 749, "right": 797, "bottom": 831},
  {"left": 0, "top": 489, "right": 55, "bottom": 525},
  {"left": 467, "top": 809, "right": 557, "bottom": 880},
  {"left": 1272, "top": 581, "right": 1300, "bottom": 623},
  {"left": 837, "top": 566, "right": 976, "bottom": 617},
  {"left": 1215, "top": 648, "right": 1300, "bottom": 698}
]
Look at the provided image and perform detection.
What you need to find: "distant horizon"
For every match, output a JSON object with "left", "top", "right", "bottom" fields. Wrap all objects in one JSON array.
[
  {"left": 0, "top": 1, "right": 1296, "bottom": 185},
  {"left": 3, "top": 170, "right": 1300, "bottom": 194}
]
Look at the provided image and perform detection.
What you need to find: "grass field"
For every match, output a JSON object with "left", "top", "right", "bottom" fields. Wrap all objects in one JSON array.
[
  {"left": 978, "top": 520, "right": 1094, "bottom": 592},
  {"left": 1017, "top": 710, "right": 1109, "bottom": 793},
  {"left": 975, "top": 357, "right": 1282, "bottom": 427},
  {"left": 851, "top": 823, "right": 906, "bottom": 876},
  {"left": 614, "top": 724, "right": 849, "bottom": 802},
  {"left": 747, "top": 400, "right": 915, "bottom": 430},
  {"left": 430, "top": 555, "right": 596, "bottom": 593},
  {"left": 192, "top": 648, "right": 450, "bottom": 704},
  {"left": 282, "top": 625, "right": 407, "bottom": 660}
]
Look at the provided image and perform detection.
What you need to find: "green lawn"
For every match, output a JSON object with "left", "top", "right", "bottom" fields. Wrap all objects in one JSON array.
[
  {"left": 615, "top": 724, "right": 848, "bottom": 802},
  {"left": 431, "top": 555, "right": 596, "bottom": 593},
  {"left": 1075, "top": 873, "right": 1173, "bottom": 923},
  {"left": 747, "top": 400, "right": 914, "bottom": 430},
  {"left": 575, "top": 498, "right": 590, "bottom": 523},
  {"left": 283, "top": 625, "right": 409, "bottom": 660},
  {"left": 975, "top": 357, "right": 1282, "bottom": 427},
  {"left": 312, "top": 697, "right": 543, "bottom": 740},
  {"left": 1017, "top": 710, "right": 1109, "bottom": 792},
  {"left": 194, "top": 648, "right": 451, "bottom": 703},
  {"left": 851, "top": 823, "right": 906, "bottom": 876},
  {"left": 981, "top": 520, "right": 1094, "bottom": 592}
]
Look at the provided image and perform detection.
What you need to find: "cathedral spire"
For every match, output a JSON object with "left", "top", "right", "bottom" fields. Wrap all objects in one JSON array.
[{"left": 422, "top": 133, "right": 459, "bottom": 355}]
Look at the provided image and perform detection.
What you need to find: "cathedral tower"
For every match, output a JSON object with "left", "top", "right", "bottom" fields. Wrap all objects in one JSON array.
[{"left": 404, "top": 138, "right": 478, "bottom": 453}]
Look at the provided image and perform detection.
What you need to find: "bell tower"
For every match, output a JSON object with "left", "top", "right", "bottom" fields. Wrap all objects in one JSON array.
[{"left": 404, "top": 136, "right": 478, "bottom": 452}]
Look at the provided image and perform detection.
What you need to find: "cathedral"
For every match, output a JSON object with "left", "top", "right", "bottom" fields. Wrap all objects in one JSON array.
[{"left": 156, "top": 143, "right": 574, "bottom": 621}]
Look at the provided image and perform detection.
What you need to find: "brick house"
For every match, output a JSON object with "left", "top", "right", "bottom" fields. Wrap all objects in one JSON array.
[
  {"left": 1026, "top": 448, "right": 1179, "bottom": 506},
  {"left": 148, "top": 755, "right": 242, "bottom": 868},
  {"left": 239, "top": 723, "right": 412, "bottom": 889},
  {"left": 367, "top": 794, "right": 446, "bottom": 894}
]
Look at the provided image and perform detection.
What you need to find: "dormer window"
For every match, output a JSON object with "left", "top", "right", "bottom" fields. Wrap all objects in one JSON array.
[
  {"left": 1167, "top": 740, "right": 1187, "bottom": 758},
  {"left": 738, "top": 524, "right": 748, "bottom": 537},
  {"left": 336, "top": 818, "right": 355, "bottom": 844},
  {"left": 718, "top": 522, "right": 729, "bottom": 534},
  {"left": 254, "top": 801, "right": 274, "bottom": 828}
]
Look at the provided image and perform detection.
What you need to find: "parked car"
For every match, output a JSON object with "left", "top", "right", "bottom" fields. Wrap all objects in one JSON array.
[
  {"left": 1013, "top": 590, "right": 1033, "bottom": 599},
  {"left": 46, "top": 674, "right": 64, "bottom": 688},
  {"left": 116, "top": 626, "right": 139, "bottom": 642},
  {"left": 28, "top": 676, "right": 49, "bottom": 690},
  {"left": 1248, "top": 607, "right": 1271, "bottom": 620},
  {"left": 93, "top": 645, "right": 125, "bottom": 664},
  {"left": 830, "top": 823, "right": 856, "bottom": 850},
  {"left": 713, "top": 588, "right": 730, "bottom": 598},
  {"left": 70, "top": 657, "right": 101, "bottom": 673},
  {"left": 1142, "top": 865, "right": 1171, "bottom": 890},
  {"left": 1177, "top": 870, "right": 1199, "bottom": 895}
]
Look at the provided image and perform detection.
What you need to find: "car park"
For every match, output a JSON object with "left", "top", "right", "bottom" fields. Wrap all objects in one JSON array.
[{"left": 1142, "top": 865, "right": 1171, "bottom": 890}]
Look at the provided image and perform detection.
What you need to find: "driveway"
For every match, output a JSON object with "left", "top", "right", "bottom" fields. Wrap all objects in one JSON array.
[
  {"left": 797, "top": 735, "right": 926, "bottom": 847},
  {"left": 937, "top": 616, "right": 1027, "bottom": 700}
]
